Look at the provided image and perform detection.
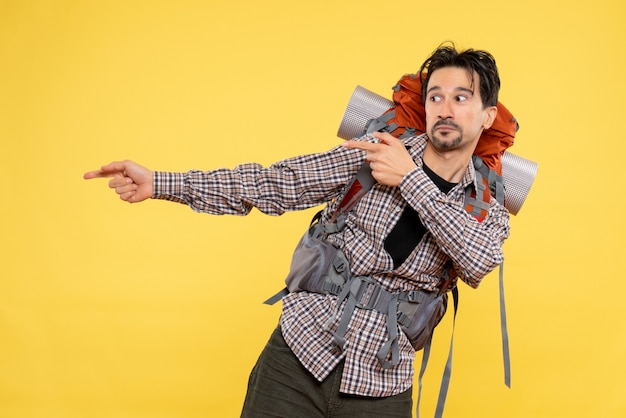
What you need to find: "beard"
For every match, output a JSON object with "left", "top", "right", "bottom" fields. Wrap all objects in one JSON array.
[{"left": 429, "top": 119, "right": 463, "bottom": 150}]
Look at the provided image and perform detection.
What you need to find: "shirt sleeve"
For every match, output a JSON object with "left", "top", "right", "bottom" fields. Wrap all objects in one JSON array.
[
  {"left": 151, "top": 145, "right": 364, "bottom": 216},
  {"left": 398, "top": 166, "right": 510, "bottom": 288}
]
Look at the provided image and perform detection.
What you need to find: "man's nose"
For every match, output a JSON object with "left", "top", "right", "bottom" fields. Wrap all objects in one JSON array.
[{"left": 438, "top": 101, "right": 453, "bottom": 119}]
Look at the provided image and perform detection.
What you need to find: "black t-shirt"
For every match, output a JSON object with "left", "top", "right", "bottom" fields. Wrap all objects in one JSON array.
[{"left": 383, "top": 163, "right": 457, "bottom": 269}]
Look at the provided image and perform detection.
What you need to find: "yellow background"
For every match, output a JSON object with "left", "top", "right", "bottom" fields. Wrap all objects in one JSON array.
[{"left": 1, "top": 0, "right": 624, "bottom": 417}]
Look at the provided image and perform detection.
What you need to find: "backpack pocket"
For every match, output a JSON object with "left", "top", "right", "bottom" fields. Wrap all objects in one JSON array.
[
  {"left": 284, "top": 224, "right": 350, "bottom": 295},
  {"left": 398, "top": 291, "right": 448, "bottom": 350}
]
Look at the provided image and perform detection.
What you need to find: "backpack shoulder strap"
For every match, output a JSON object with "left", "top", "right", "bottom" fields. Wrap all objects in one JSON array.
[
  {"left": 331, "top": 161, "right": 375, "bottom": 222},
  {"left": 465, "top": 155, "right": 505, "bottom": 222}
]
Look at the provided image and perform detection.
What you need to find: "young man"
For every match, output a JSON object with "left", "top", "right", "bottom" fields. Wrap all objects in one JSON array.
[{"left": 84, "top": 44, "right": 510, "bottom": 417}]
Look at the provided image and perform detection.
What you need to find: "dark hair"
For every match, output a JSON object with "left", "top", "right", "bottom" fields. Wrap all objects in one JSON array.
[{"left": 419, "top": 43, "right": 500, "bottom": 108}]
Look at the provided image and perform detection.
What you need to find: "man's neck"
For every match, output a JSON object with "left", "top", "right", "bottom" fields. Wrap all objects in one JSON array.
[{"left": 422, "top": 144, "right": 474, "bottom": 183}]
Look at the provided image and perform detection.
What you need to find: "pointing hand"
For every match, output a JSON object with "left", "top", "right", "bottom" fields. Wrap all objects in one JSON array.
[
  {"left": 83, "top": 160, "right": 153, "bottom": 203},
  {"left": 343, "top": 132, "right": 417, "bottom": 187}
]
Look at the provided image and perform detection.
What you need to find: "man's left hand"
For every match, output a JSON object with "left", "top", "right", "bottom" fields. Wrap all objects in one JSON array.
[{"left": 343, "top": 132, "right": 417, "bottom": 187}]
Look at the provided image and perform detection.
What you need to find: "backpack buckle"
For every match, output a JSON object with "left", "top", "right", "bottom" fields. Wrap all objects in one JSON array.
[{"left": 352, "top": 277, "right": 382, "bottom": 310}]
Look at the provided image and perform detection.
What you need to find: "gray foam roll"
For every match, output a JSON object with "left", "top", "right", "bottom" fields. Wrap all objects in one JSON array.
[
  {"left": 337, "top": 86, "right": 393, "bottom": 140},
  {"left": 501, "top": 152, "right": 538, "bottom": 215}
]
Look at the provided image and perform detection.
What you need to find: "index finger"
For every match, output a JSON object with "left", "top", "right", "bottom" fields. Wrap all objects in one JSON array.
[
  {"left": 83, "top": 170, "right": 111, "bottom": 179},
  {"left": 342, "top": 139, "right": 380, "bottom": 152},
  {"left": 82, "top": 162, "right": 126, "bottom": 179}
]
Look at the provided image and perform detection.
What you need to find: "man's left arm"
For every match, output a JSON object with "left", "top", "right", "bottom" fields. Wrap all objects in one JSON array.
[
  {"left": 344, "top": 132, "right": 510, "bottom": 287},
  {"left": 408, "top": 185, "right": 510, "bottom": 288}
]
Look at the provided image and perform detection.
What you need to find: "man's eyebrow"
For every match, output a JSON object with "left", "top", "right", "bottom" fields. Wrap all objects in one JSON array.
[
  {"left": 426, "top": 85, "right": 475, "bottom": 95},
  {"left": 456, "top": 86, "right": 474, "bottom": 95}
]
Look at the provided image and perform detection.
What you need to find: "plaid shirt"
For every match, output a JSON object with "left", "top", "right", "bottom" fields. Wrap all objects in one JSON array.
[{"left": 153, "top": 133, "right": 510, "bottom": 397}]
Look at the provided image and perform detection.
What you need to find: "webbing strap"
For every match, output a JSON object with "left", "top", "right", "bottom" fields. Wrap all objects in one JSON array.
[
  {"left": 324, "top": 276, "right": 401, "bottom": 369},
  {"left": 473, "top": 154, "right": 505, "bottom": 205},
  {"left": 415, "top": 333, "right": 432, "bottom": 417},
  {"left": 416, "top": 265, "right": 510, "bottom": 417},
  {"left": 322, "top": 278, "right": 355, "bottom": 350},
  {"left": 434, "top": 286, "right": 458, "bottom": 418},
  {"left": 333, "top": 292, "right": 356, "bottom": 351},
  {"left": 263, "top": 287, "right": 289, "bottom": 305},
  {"left": 377, "top": 293, "right": 400, "bottom": 369},
  {"left": 499, "top": 262, "right": 511, "bottom": 387},
  {"left": 331, "top": 162, "right": 375, "bottom": 222},
  {"left": 365, "top": 110, "right": 397, "bottom": 135},
  {"left": 415, "top": 287, "right": 458, "bottom": 418}
]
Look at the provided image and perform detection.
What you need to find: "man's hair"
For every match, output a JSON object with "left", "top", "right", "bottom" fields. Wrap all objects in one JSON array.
[{"left": 419, "top": 43, "right": 500, "bottom": 108}]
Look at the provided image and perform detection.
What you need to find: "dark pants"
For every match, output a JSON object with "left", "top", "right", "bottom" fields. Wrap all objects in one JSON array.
[{"left": 241, "top": 326, "right": 412, "bottom": 418}]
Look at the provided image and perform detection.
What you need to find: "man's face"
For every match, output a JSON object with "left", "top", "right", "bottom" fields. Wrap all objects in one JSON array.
[{"left": 424, "top": 67, "right": 496, "bottom": 153}]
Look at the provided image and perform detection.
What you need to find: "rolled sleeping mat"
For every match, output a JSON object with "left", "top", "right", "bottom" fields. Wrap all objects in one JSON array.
[{"left": 337, "top": 85, "right": 538, "bottom": 215}]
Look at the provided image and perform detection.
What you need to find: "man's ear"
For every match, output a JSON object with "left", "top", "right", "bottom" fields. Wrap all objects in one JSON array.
[{"left": 482, "top": 106, "right": 498, "bottom": 130}]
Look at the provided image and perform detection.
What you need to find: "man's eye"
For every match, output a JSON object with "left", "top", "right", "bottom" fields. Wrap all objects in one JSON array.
[
  {"left": 429, "top": 95, "right": 441, "bottom": 102},
  {"left": 456, "top": 96, "right": 468, "bottom": 102}
]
